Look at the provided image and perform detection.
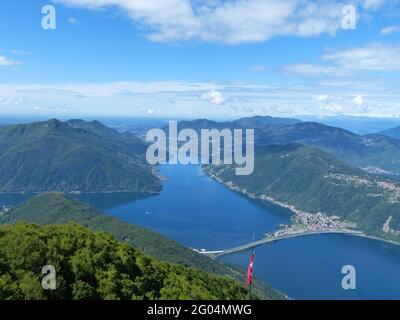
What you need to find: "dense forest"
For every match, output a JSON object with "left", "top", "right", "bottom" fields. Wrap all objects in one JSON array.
[
  {"left": 0, "top": 222, "right": 252, "bottom": 300},
  {"left": 0, "top": 119, "right": 161, "bottom": 193},
  {"left": 0, "top": 193, "right": 284, "bottom": 300}
]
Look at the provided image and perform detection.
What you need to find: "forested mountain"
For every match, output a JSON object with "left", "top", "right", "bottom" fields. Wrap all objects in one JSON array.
[
  {"left": 0, "top": 193, "right": 284, "bottom": 300},
  {"left": 253, "top": 122, "right": 400, "bottom": 175},
  {"left": 65, "top": 119, "right": 147, "bottom": 152},
  {"left": 379, "top": 125, "right": 400, "bottom": 140},
  {"left": 233, "top": 115, "right": 301, "bottom": 128},
  {"left": 175, "top": 117, "right": 400, "bottom": 175},
  {"left": 0, "top": 222, "right": 251, "bottom": 300},
  {"left": 0, "top": 119, "right": 161, "bottom": 193},
  {"left": 204, "top": 144, "right": 400, "bottom": 242},
  {"left": 169, "top": 115, "right": 301, "bottom": 132}
]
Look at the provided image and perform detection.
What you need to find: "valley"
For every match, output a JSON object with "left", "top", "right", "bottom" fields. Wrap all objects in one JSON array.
[{"left": 2, "top": 117, "right": 400, "bottom": 299}]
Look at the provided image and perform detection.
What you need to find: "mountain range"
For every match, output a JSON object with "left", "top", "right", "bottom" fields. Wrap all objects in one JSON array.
[
  {"left": 379, "top": 125, "right": 400, "bottom": 140},
  {"left": 171, "top": 115, "right": 301, "bottom": 132},
  {"left": 204, "top": 143, "right": 400, "bottom": 242},
  {"left": 0, "top": 119, "right": 161, "bottom": 193},
  {"left": 2, "top": 115, "right": 400, "bottom": 298},
  {"left": 175, "top": 116, "right": 400, "bottom": 176}
]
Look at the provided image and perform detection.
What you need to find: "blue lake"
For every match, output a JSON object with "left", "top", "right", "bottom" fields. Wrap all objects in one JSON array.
[{"left": 1, "top": 164, "right": 400, "bottom": 299}]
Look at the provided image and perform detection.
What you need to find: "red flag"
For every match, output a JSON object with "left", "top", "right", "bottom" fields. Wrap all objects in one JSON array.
[{"left": 245, "top": 252, "right": 255, "bottom": 287}]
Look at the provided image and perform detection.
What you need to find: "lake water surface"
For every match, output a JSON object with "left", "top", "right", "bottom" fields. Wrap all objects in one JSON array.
[{"left": 1, "top": 164, "right": 400, "bottom": 299}]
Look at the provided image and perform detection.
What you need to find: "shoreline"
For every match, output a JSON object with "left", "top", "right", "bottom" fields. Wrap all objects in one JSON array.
[
  {"left": 204, "top": 170, "right": 400, "bottom": 248},
  {"left": 0, "top": 189, "right": 162, "bottom": 195},
  {"left": 354, "top": 234, "right": 400, "bottom": 247}
]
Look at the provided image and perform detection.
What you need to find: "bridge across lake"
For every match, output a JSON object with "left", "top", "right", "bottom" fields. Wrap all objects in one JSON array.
[{"left": 196, "top": 230, "right": 364, "bottom": 258}]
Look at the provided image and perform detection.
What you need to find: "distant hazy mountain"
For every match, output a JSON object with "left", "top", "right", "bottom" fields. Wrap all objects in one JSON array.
[
  {"left": 379, "top": 126, "right": 400, "bottom": 140},
  {"left": 0, "top": 193, "right": 284, "bottom": 300},
  {"left": 204, "top": 144, "right": 400, "bottom": 242},
  {"left": 299, "top": 116, "right": 400, "bottom": 135},
  {"left": 170, "top": 115, "right": 301, "bottom": 132},
  {"left": 0, "top": 119, "right": 161, "bottom": 193},
  {"left": 253, "top": 122, "right": 400, "bottom": 175},
  {"left": 175, "top": 116, "right": 400, "bottom": 175},
  {"left": 233, "top": 115, "right": 301, "bottom": 128}
]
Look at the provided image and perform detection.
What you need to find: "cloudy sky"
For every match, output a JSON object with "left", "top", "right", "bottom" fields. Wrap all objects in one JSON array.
[{"left": 0, "top": 0, "right": 399, "bottom": 118}]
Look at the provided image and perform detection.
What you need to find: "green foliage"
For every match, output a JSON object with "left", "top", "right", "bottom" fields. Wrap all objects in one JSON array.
[
  {"left": 380, "top": 125, "right": 400, "bottom": 140},
  {"left": 253, "top": 122, "right": 400, "bottom": 175},
  {"left": 0, "top": 119, "right": 161, "bottom": 193},
  {"left": 0, "top": 193, "right": 285, "bottom": 300},
  {"left": 204, "top": 144, "right": 400, "bottom": 242},
  {"left": 176, "top": 117, "right": 400, "bottom": 174},
  {"left": 0, "top": 222, "right": 251, "bottom": 300}
]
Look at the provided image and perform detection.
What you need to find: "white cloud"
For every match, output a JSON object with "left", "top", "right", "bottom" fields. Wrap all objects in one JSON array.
[
  {"left": 285, "top": 43, "right": 400, "bottom": 77},
  {"left": 0, "top": 97, "right": 24, "bottom": 106},
  {"left": 362, "top": 0, "right": 385, "bottom": 10},
  {"left": 11, "top": 50, "right": 32, "bottom": 55},
  {"left": 0, "top": 56, "right": 21, "bottom": 66},
  {"left": 0, "top": 79, "right": 398, "bottom": 118},
  {"left": 323, "top": 43, "right": 400, "bottom": 71},
  {"left": 353, "top": 94, "right": 364, "bottom": 106},
  {"left": 200, "top": 90, "right": 227, "bottom": 105},
  {"left": 250, "top": 65, "right": 267, "bottom": 72},
  {"left": 314, "top": 94, "right": 330, "bottom": 102},
  {"left": 380, "top": 25, "right": 400, "bottom": 35},
  {"left": 55, "top": 0, "right": 378, "bottom": 44},
  {"left": 310, "top": 93, "right": 373, "bottom": 115},
  {"left": 68, "top": 17, "right": 80, "bottom": 24},
  {"left": 283, "top": 63, "right": 344, "bottom": 77}
]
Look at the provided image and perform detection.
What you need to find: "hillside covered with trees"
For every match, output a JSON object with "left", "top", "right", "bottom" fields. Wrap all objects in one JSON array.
[
  {"left": 0, "top": 119, "right": 161, "bottom": 193},
  {"left": 0, "top": 193, "right": 285, "bottom": 300},
  {"left": 204, "top": 144, "right": 400, "bottom": 242},
  {"left": 0, "top": 222, "right": 251, "bottom": 300}
]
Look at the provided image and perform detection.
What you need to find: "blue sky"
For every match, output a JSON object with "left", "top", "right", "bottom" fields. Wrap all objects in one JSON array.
[{"left": 0, "top": 0, "right": 399, "bottom": 118}]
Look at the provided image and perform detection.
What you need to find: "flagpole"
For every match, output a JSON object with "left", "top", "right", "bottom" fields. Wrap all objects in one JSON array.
[
  {"left": 247, "top": 232, "right": 255, "bottom": 300},
  {"left": 248, "top": 283, "right": 252, "bottom": 300},
  {"left": 248, "top": 256, "right": 252, "bottom": 300}
]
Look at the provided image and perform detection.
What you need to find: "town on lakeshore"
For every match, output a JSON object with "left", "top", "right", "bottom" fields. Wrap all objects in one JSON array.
[
  {"left": 273, "top": 211, "right": 356, "bottom": 238},
  {"left": 208, "top": 173, "right": 358, "bottom": 235},
  {"left": 0, "top": 205, "right": 12, "bottom": 215}
]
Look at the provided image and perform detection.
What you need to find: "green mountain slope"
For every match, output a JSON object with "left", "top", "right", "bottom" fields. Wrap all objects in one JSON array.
[
  {"left": 169, "top": 115, "right": 301, "bottom": 132},
  {"left": 0, "top": 222, "right": 251, "bottom": 300},
  {"left": 0, "top": 193, "right": 284, "bottom": 300},
  {"left": 380, "top": 125, "right": 400, "bottom": 140},
  {"left": 65, "top": 119, "right": 147, "bottom": 153},
  {"left": 254, "top": 122, "right": 400, "bottom": 175},
  {"left": 0, "top": 119, "right": 161, "bottom": 193},
  {"left": 233, "top": 115, "right": 301, "bottom": 128},
  {"left": 204, "top": 144, "right": 400, "bottom": 242},
  {"left": 174, "top": 117, "right": 400, "bottom": 175}
]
